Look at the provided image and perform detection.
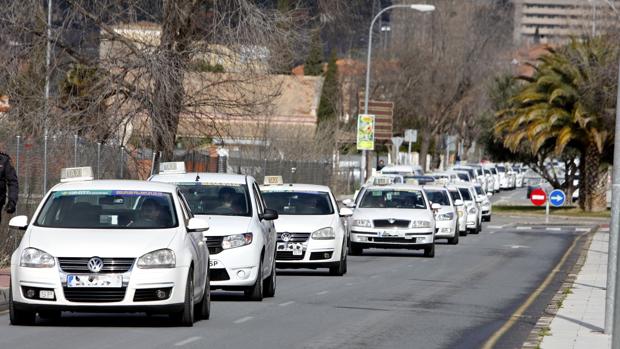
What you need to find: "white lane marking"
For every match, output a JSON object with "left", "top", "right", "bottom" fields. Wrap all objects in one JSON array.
[
  {"left": 279, "top": 301, "right": 295, "bottom": 307},
  {"left": 488, "top": 225, "right": 504, "bottom": 229},
  {"left": 345, "top": 283, "right": 354, "bottom": 286},
  {"left": 516, "top": 226, "right": 531, "bottom": 230},
  {"left": 174, "top": 336, "right": 202, "bottom": 346},
  {"left": 316, "top": 290, "right": 329, "bottom": 295},
  {"left": 370, "top": 275, "right": 379, "bottom": 279},
  {"left": 505, "top": 245, "right": 530, "bottom": 249},
  {"left": 488, "top": 231, "right": 496, "bottom": 234},
  {"left": 576, "top": 227, "right": 591, "bottom": 232},
  {"left": 234, "top": 316, "right": 254, "bottom": 324},
  {"left": 546, "top": 227, "right": 562, "bottom": 231}
]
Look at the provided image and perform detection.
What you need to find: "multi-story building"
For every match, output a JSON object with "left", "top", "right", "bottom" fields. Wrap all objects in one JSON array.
[{"left": 513, "top": 0, "right": 620, "bottom": 44}]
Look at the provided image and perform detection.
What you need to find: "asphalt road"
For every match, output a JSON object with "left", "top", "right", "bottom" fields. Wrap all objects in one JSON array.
[{"left": 0, "top": 214, "right": 593, "bottom": 349}]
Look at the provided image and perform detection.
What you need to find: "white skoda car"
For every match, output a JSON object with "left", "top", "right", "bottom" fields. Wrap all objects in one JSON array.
[
  {"left": 260, "top": 181, "right": 351, "bottom": 276},
  {"left": 150, "top": 163, "right": 278, "bottom": 301},
  {"left": 348, "top": 184, "right": 438, "bottom": 257},
  {"left": 9, "top": 168, "right": 210, "bottom": 326},
  {"left": 423, "top": 186, "right": 459, "bottom": 244}
]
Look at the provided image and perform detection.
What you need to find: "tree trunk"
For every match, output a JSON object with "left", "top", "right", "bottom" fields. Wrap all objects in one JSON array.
[
  {"left": 581, "top": 141, "right": 608, "bottom": 212},
  {"left": 418, "top": 128, "right": 431, "bottom": 172}
]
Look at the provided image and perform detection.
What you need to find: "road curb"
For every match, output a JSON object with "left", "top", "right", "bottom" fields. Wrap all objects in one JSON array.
[
  {"left": 521, "top": 225, "right": 598, "bottom": 349},
  {"left": 0, "top": 287, "right": 8, "bottom": 312}
]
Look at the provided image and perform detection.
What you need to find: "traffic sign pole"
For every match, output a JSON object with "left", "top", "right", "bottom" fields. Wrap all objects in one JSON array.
[{"left": 545, "top": 199, "right": 550, "bottom": 224}]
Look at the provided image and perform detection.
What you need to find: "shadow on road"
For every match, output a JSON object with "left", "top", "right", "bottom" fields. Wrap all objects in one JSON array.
[{"left": 27, "top": 312, "right": 193, "bottom": 327}]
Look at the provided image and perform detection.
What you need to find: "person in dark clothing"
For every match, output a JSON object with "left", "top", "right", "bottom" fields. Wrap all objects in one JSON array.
[
  {"left": 376, "top": 159, "right": 385, "bottom": 171},
  {"left": 0, "top": 151, "right": 18, "bottom": 223}
]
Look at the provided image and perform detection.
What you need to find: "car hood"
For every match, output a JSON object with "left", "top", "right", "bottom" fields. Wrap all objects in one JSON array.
[
  {"left": 273, "top": 215, "right": 336, "bottom": 233},
  {"left": 195, "top": 215, "right": 252, "bottom": 237},
  {"left": 352, "top": 208, "right": 433, "bottom": 221},
  {"left": 28, "top": 227, "right": 178, "bottom": 258}
]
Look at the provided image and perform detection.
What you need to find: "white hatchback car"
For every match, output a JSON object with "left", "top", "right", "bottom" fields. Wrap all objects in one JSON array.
[
  {"left": 348, "top": 184, "right": 438, "bottom": 257},
  {"left": 9, "top": 168, "right": 210, "bottom": 326},
  {"left": 150, "top": 164, "right": 278, "bottom": 301},
  {"left": 423, "top": 186, "right": 459, "bottom": 245},
  {"left": 261, "top": 181, "right": 350, "bottom": 276}
]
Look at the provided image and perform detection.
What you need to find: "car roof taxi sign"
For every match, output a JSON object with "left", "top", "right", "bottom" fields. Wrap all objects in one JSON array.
[
  {"left": 60, "top": 167, "right": 94, "bottom": 182},
  {"left": 264, "top": 176, "right": 284, "bottom": 185},
  {"left": 160, "top": 162, "right": 186, "bottom": 174}
]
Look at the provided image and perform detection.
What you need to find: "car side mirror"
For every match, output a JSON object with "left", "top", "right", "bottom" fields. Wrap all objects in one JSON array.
[
  {"left": 342, "top": 199, "right": 355, "bottom": 208},
  {"left": 454, "top": 199, "right": 463, "bottom": 206},
  {"left": 431, "top": 203, "right": 441, "bottom": 211},
  {"left": 475, "top": 197, "right": 483, "bottom": 204},
  {"left": 9, "top": 215, "right": 29, "bottom": 231},
  {"left": 339, "top": 207, "right": 354, "bottom": 217},
  {"left": 261, "top": 208, "right": 279, "bottom": 221},
  {"left": 487, "top": 192, "right": 493, "bottom": 198},
  {"left": 187, "top": 217, "right": 209, "bottom": 233}
]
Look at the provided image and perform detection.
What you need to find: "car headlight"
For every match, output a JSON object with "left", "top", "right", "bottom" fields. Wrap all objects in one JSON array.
[
  {"left": 436, "top": 212, "right": 454, "bottom": 221},
  {"left": 457, "top": 210, "right": 464, "bottom": 218},
  {"left": 222, "top": 233, "right": 253, "bottom": 250},
  {"left": 411, "top": 220, "right": 431, "bottom": 228},
  {"left": 353, "top": 219, "right": 372, "bottom": 228},
  {"left": 468, "top": 206, "right": 477, "bottom": 214},
  {"left": 137, "top": 249, "right": 175, "bottom": 269},
  {"left": 312, "top": 227, "right": 335, "bottom": 240},
  {"left": 20, "top": 248, "right": 55, "bottom": 268}
]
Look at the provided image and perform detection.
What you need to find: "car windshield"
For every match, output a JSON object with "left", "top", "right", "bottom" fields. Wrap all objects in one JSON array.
[
  {"left": 456, "top": 173, "right": 469, "bottom": 181},
  {"left": 449, "top": 190, "right": 461, "bottom": 202},
  {"left": 424, "top": 190, "right": 451, "bottom": 206},
  {"left": 405, "top": 176, "right": 435, "bottom": 185},
  {"left": 178, "top": 183, "right": 251, "bottom": 216},
  {"left": 458, "top": 188, "right": 473, "bottom": 201},
  {"left": 497, "top": 166, "right": 506, "bottom": 172},
  {"left": 359, "top": 189, "right": 427, "bottom": 209},
  {"left": 455, "top": 168, "right": 475, "bottom": 178},
  {"left": 490, "top": 168, "right": 498, "bottom": 175},
  {"left": 35, "top": 190, "right": 178, "bottom": 229},
  {"left": 474, "top": 186, "right": 484, "bottom": 195},
  {"left": 263, "top": 191, "right": 334, "bottom": 215}
]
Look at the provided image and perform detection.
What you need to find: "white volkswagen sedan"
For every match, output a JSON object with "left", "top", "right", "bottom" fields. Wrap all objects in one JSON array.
[
  {"left": 423, "top": 186, "right": 459, "bottom": 245},
  {"left": 150, "top": 163, "right": 278, "bottom": 301},
  {"left": 348, "top": 184, "right": 438, "bottom": 257},
  {"left": 261, "top": 181, "right": 350, "bottom": 276},
  {"left": 9, "top": 168, "right": 210, "bottom": 326}
]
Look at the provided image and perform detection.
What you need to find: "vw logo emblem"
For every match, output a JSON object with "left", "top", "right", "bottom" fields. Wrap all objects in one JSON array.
[
  {"left": 281, "top": 233, "right": 291, "bottom": 242},
  {"left": 87, "top": 257, "right": 104, "bottom": 273},
  {"left": 388, "top": 218, "right": 396, "bottom": 224}
]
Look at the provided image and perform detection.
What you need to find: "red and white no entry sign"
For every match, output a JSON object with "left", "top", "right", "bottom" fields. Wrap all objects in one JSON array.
[{"left": 530, "top": 188, "right": 547, "bottom": 206}]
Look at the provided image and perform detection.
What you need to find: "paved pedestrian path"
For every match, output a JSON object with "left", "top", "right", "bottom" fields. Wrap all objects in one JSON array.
[{"left": 540, "top": 228, "right": 611, "bottom": 349}]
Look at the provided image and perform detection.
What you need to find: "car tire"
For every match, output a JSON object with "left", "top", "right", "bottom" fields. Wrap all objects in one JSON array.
[
  {"left": 329, "top": 245, "right": 347, "bottom": 276},
  {"left": 195, "top": 272, "right": 210, "bottom": 320},
  {"left": 9, "top": 285, "right": 35, "bottom": 326},
  {"left": 448, "top": 233, "right": 459, "bottom": 245},
  {"left": 348, "top": 242, "right": 363, "bottom": 256},
  {"left": 171, "top": 272, "right": 195, "bottom": 327},
  {"left": 263, "top": 257, "right": 276, "bottom": 298},
  {"left": 423, "top": 244, "right": 435, "bottom": 258},
  {"left": 245, "top": 261, "right": 264, "bottom": 301},
  {"left": 459, "top": 228, "right": 468, "bottom": 237}
]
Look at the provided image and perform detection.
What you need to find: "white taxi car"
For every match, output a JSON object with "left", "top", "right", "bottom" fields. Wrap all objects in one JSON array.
[
  {"left": 150, "top": 163, "right": 278, "bottom": 301},
  {"left": 473, "top": 184, "right": 493, "bottom": 222},
  {"left": 455, "top": 183, "right": 482, "bottom": 234},
  {"left": 423, "top": 186, "right": 459, "bottom": 244},
  {"left": 9, "top": 167, "right": 210, "bottom": 326},
  {"left": 446, "top": 186, "right": 467, "bottom": 236},
  {"left": 348, "top": 184, "right": 438, "bottom": 257},
  {"left": 260, "top": 178, "right": 351, "bottom": 276}
]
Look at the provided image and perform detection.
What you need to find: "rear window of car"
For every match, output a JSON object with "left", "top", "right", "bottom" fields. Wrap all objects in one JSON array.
[{"left": 458, "top": 188, "right": 473, "bottom": 201}]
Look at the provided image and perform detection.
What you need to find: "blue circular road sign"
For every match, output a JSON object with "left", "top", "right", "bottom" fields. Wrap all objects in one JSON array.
[{"left": 549, "top": 189, "right": 566, "bottom": 207}]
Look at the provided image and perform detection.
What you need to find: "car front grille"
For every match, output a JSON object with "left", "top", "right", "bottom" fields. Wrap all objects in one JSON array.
[
  {"left": 276, "top": 251, "right": 306, "bottom": 261},
  {"left": 210, "top": 268, "right": 230, "bottom": 281},
  {"left": 58, "top": 257, "right": 135, "bottom": 274},
  {"left": 277, "top": 232, "right": 311, "bottom": 243},
  {"left": 373, "top": 220, "right": 410, "bottom": 228},
  {"left": 63, "top": 287, "right": 126, "bottom": 303},
  {"left": 205, "top": 236, "right": 225, "bottom": 255},
  {"left": 369, "top": 237, "right": 417, "bottom": 244}
]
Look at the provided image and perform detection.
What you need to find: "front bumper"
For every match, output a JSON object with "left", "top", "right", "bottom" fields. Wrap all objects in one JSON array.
[
  {"left": 435, "top": 219, "right": 457, "bottom": 238},
  {"left": 350, "top": 227, "right": 434, "bottom": 248},
  {"left": 275, "top": 237, "right": 342, "bottom": 268},
  {"left": 208, "top": 244, "right": 261, "bottom": 288},
  {"left": 11, "top": 265, "right": 190, "bottom": 311}
]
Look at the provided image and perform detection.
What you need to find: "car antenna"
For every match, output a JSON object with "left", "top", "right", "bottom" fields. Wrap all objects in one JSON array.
[{"left": 195, "top": 175, "right": 200, "bottom": 182}]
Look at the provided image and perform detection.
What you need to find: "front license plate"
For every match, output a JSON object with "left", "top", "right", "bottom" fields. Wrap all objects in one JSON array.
[
  {"left": 67, "top": 274, "right": 122, "bottom": 288},
  {"left": 209, "top": 260, "right": 220, "bottom": 268}
]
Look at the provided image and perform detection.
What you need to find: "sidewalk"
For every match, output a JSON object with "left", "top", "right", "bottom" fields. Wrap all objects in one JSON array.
[{"left": 540, "top": 227, "right": 611, "bottom": 349}]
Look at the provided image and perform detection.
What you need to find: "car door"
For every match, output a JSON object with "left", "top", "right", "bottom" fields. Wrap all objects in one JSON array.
[
  {"left": 251, "top": 180, "right": 275, "bottom": 276},
  {"left": 178, "top": 191, "right": 207, "bottom": 294}
]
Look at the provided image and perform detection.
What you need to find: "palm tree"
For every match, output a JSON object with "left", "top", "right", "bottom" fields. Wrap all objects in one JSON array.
[{"left": 495, "top": 38, "right": 617, "bottom": 212}]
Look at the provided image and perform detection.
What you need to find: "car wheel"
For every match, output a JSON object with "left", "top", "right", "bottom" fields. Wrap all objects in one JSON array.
[
  {"left": 263, "top": 257, "right": 276, "bottom": 298},
  {"left": 342, "top": 245, "right": 348, "bottom": 275},
  {"left": 448, "top": 233, "right": 459, "bottom": 245},
  {"left": 329, "top": 245, "right": 347, "bottom": 276},
  {"left": 195, "top": 272, "right": 210, "bottom": 320},
  {"left": 348, "top": 242, "right": 363, "bottom": 256},
  {"left": 459, "top": 228, "right": 468, "bottom": 237},
  {"left": 171, "top": 272, "right": 195, "bottom": 327},
  {"left": 423, "top": 244, "right": 435, "bottom": 258},
  {"left": 9, "top": 285, "right": 35, "bottom": 326},
  {"left": 245, "top": 261, "right": 264, "bottom": 301}
]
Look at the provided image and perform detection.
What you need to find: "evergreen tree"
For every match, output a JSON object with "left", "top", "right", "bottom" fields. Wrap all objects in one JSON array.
[
  {"left": 277, "top": 0, "right": 290, "bottom": 12},
  {"left": 317, "top": 49, "right": 339, "bottom": 122},
  {"left": 304, "top": 29, "right": 324, "bottom": 76}
]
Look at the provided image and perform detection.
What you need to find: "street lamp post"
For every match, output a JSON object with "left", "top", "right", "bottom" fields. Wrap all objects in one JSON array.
[{"left": 360, "top": 4, "right": 435, "bottom": 186}]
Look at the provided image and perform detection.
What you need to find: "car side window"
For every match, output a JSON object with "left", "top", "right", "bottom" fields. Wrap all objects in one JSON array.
[{"left": 177, "top": 191, "right": 192, "bottom": 221}]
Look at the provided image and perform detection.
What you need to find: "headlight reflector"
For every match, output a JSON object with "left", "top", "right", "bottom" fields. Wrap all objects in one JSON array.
[
  {"left": 411, "top": 220, "right": 431, "bottom": 228},
  {"left": 137, "top": 249, "right": 175, "bottom": 268},
  {"left": 312, "top": 227, "right": 335, "bottom": 240},
  {"left": 20, "top": 248, "right": 55, "bottom": 268},
  {"left": 436, "top": 212, "right": 454, "bottom": 221},
  {"left": 353, "top": 219, "right": 372, "bottom": 228},
  {"left": 222, "top": 233, "right": 253, "bottom": 250}
]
